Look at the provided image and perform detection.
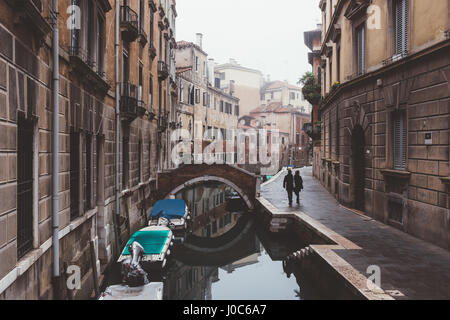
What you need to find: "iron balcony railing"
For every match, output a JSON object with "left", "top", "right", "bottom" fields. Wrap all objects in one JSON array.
[
  {"left": 158, "top": 60, "right": 169, "bottom": 80},
  {"left": 120, "top": 82, "right": 139, "bottom": 120},
  {"left": 120, "top": 5, "right": 139, "bottom": 42}
]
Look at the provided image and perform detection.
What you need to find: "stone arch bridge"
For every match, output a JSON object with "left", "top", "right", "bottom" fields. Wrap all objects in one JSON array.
[{"left": 156, "top": 164, "right": 260, "bottom": 210}]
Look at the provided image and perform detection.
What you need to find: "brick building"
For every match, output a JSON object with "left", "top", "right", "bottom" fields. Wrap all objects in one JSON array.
[
  {"left": 175, "top": 34, "right": 239, "bottom": 164},
  {"left": 0, "top": 0, "right": 177, "bottom": 299},
  {"left": 316, "top": 0, "right": 450, "bottom": 249}
]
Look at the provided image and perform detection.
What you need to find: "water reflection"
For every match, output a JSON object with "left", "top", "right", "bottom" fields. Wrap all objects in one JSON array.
[{"left": 160, "top": 182, "right": 310, "bottom": 300}]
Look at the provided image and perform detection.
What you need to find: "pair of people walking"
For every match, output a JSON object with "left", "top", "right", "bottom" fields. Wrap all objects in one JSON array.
[{"left": 283, "top": 169, "right": 303, "bottom": 206}]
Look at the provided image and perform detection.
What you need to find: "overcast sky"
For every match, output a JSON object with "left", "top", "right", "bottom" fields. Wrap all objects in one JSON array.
[{"left": 176, "top": 0, "right": 322, "bottom": 85}]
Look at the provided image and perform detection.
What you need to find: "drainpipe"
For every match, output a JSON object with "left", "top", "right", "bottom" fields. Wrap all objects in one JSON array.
[
  {"left": 51, "top": 0, "right": 60, "bottom": 300},
  {"left": 114, "top": 0, "right": 121, "bottom": 257}
]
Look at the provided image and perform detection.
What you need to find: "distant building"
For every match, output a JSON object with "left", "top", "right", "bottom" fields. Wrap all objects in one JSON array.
[
  {"left": 215, "top": 59, "right": 265, "bottom": 117},
  {"left": 261, "top": 81, "right": 312, "bottom": 114},
  {"left": 176, "top": 34, "right": 239, "bottom": 163},
  {"left": 249, "top": 102, "right": 311, "bottom": 168}
]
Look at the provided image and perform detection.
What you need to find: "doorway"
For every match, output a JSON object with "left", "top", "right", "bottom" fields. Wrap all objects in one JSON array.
[{"left": 351, "top": 125, "right": 365, "bottom": 211}]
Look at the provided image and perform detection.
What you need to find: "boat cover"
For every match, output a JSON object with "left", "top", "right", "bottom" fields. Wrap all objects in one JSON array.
[
  {"left": 122, "top": 230, "right": 170, "bottom": 255},
  {"left": 149, "top": 199, "right": 186, "bottom": 220}
]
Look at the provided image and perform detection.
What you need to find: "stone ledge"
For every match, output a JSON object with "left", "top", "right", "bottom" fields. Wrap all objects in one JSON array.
[{"left": 380, "top": 169, "right": 411, "bottom": 179}]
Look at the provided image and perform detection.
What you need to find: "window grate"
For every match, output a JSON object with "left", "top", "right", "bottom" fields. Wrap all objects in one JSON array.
[{"left": 17, "top": 118, "right": 34, "bottom": 259}]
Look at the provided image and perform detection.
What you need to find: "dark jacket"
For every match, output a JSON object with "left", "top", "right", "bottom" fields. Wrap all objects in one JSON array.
[
  {"left": 294, "top": 175, "right": 303, "bottom": 193},
  {"left": 283, "top": 173, "right": 294, "bottom": 191}
]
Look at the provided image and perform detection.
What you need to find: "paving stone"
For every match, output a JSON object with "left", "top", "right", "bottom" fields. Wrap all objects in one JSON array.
[{"left": 261, "top": 167, "right": 450, "bottom": 300}]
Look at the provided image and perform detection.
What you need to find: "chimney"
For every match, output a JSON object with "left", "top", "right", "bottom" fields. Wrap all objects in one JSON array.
[
  {"left": 196, "top": 33, "right": 203, "bottom": 49},
  {"left": 266, "top": 74, "right": 271, "bottom": 82}
]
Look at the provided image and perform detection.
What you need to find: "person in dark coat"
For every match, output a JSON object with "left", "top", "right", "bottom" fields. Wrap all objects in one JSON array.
[
  {"left": 294, "top": 171, "right": 303, "bottom": 204},
  {"left": 283, "top": 169, "right": 294, "bottom": 206}
]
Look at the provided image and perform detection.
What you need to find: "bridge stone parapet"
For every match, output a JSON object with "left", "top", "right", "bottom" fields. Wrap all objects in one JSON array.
[{"left": 157, "top": 164, "right": 260, "bottom": 210}]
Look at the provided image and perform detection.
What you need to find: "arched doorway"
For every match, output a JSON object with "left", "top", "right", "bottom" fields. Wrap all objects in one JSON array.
[{"left": 351, "top": 125, "right": 365, "bottom": 211}]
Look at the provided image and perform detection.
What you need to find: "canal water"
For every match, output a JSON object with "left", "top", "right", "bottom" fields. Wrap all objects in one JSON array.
[{"left": 153, "top": 182, "right": 322, "bottom": 300}]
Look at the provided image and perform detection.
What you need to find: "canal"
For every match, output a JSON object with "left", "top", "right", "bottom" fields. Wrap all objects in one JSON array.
[{"left": 150, "top": 181, "right": 324, "bottom": 300}]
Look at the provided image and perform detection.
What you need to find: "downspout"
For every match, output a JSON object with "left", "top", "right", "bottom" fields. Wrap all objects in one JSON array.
[
  {"left": 51, "top": 0, "right": 60, "bottom": 299},
  {"left": 114, "top": 0, "right": 121, "bottom": 256}
]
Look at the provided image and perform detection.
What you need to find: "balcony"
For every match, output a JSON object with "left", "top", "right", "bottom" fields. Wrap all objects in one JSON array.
[
  {"left": 120, "top": 82, "right": 140, "bottom": 121},
  {"left": 158, "top": 114, "right": 168, "bottom": 131},
  {"left": 158, "top": 61, "right": 169, "bottom": 80},
  {"left": 120, "top": 5, "right": 139, "bottom": 42},
  {"left": 139, "top": 26, "right": 148, "bottom": 46},
  {"left": 148, "top": 0, "right": 157, "bottom": 12},
  {"left": 148, "top": 43, "right": 157, "bottom": 60},
  {"left": 68, "top": 46, "right": 110, "bottom": 95},
  {"left": 6, "top": 0, "right": 52, "bottom": 40},
  {"left": 148, "top": 107, "right": 156, "bottom": 120}
]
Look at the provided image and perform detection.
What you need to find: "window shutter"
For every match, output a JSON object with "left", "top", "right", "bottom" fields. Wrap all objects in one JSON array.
[
  {"left": 356, "top": 25, "right": 365, "bottom": 75},
  {"left": 395, "top": 0, "right": 408, "bottom": 56},
  {"left": 393, "top": 112, "right": 407, "bottom": 170}
]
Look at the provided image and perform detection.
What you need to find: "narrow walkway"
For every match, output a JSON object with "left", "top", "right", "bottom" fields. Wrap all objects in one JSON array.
[{"left": 261, "top": 167, "right": 450, "bottom": 300}]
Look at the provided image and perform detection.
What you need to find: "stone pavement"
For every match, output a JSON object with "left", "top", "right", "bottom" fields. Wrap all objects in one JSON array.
[{"left": 261, "top": 167, "right": 450, "bottom": 300}]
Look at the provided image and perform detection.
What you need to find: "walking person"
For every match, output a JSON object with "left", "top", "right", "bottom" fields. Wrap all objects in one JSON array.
[
  {"left": 283, "top": 169, "right": 294, "bottom": 206},
  {"left": 294, "top": 170, "right": 304, "bottom": 204}
]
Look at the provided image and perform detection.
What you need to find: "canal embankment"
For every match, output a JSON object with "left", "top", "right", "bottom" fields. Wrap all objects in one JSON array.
[{"left": 258, "top": 166, "right": 450, "bottom": 300}]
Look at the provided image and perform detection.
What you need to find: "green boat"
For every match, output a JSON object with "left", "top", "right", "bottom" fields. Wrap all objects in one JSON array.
[{"left": 118, "top": 226, "right": 174, "bottom": 270}]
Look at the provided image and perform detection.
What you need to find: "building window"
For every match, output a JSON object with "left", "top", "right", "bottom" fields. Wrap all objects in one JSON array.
[
  {"left": 149, "top": 76, "right": 153, "bottom": 108},
  {"left": 195, "top": 89, "right": 200, "bottom": 104},
  {"left": 122, "top": 135, "right": 129, "bottom": 189},
  {"left": 96, "top": 136, "right": 104, "bottom": 204},
  {"left": 97, "top": 14, "right": 104, "bottom": 75},
  {"left": 393, "top": 111, "right": 407, "bottom": 170},
  {"left": 138, "top": 139, "right": 142, "bottom": 183},
  {"left": 220, "top": 100, "right": 224, "bottom": 113},
  {"left": 70, "top": 0, "right": 80, "bottom": 49},
  {"left": 290, "top": 92, "right": 295, "bottom": 100},
  {"left": 203, "top": 92, "right": 207, "bottom": 106},
  {"left": 179, "top": 83, "right": 183, "bottom": 103},
  {"left": 70, "top": 131, "right": 80, "bottom": 220},
  {"left": 336, "top": 44, "right": 341, "bottom": 83},
  {"left": 329, "top": 59, "right": 333, "bottom": 87},
  {"left": 85, "top": 134, "right": 93, "bottom": 211},
  {"left": 356, "top": 24, "right": 366, "bottom": 75},
  {"left": 189, "top": 86, "right": 195, "bottom": 105},
  {"left": 149, "top": 5, "right": 154, "bottom": 45},
  {"left": 195, "top": 56, "right": 199, "bottom": 72},
  {"left": 296, "top": 132, "right": 300, "bottom": 145},
  {"left": 138, "top": 63, "right": 143, "bottom": 102},
  {"left": 17, "top": 116, "right": 34, "bottom": 259},
  {"left": 394, "top": 0, "right": 409, "bottom": 57},
  {"left": 86, "top": 0, "right": 94, "bottom": 64},
  {"left": 122, "top": 49, "right": 129, "bottom": 83},
  {"left": 235, "top": 105, "right": 239, "bottom": 116}
]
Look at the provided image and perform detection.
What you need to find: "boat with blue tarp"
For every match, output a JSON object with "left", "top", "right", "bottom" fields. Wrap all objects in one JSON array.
[{"left": 148, "top": 199, "right": 191, "bottom": 232}]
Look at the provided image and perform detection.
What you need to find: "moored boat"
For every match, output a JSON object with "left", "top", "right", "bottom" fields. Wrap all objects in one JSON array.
[
  {"left": 118, "top": 226, "right": 174, "bottom": 270},
  {"left": 148, "top": 199, "right": 191, "bottom": 232}
]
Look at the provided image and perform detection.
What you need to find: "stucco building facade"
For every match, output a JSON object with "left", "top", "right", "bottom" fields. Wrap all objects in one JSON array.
[{"left": 317, "top": 0, "right": 450, "bottom": 249}]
